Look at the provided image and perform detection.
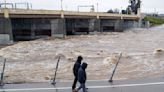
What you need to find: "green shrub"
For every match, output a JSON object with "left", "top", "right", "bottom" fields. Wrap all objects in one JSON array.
[{"left": 144, "top": 16, "right": 164, "bottom": 26}]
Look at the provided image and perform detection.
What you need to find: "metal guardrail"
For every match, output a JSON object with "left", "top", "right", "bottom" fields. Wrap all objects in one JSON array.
[
  {"left": 0, "top": 58, "right": 6, "bottom": 86},
  {"left": 0, "top": 2, "right": 32, "bottom": 9},
  {"left": 0, "top": 3, "right": 14, "bottom": 9},
  {"left": 51, "top": 56, "right": 60, "bottom": 85},
  {"left": 109, "top": 52, "right": 122, "bottom": 82},
  {"left": 14, "top": 3, "right": 32, "bottom": 9}
]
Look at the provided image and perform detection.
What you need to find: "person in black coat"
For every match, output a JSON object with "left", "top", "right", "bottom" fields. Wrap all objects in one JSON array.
[
  {"left": 72, "top": 56, "right": 83, "bottom": 90},
  {"left": 74, "top": 62, "right": 88, "bottom": 92}
]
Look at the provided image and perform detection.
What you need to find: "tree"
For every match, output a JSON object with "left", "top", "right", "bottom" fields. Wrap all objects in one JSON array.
[{"left": 107, "top": 9, "right": 113, "bottom": 13}]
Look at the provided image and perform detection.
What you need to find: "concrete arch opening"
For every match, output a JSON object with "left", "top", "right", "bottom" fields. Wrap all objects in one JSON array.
[
  {"left": 66, "top": 19, "right": 90, "bottom": 35},
  {"left": 11, "top": 18, "right": 51, "bottom": 41}
]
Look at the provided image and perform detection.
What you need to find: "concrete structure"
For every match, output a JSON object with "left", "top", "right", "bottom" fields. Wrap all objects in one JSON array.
[
  {"left": 0, "top": 17, "right": 13, "bottom": 44},
  {"left": 0, "top": 8, "right": 140, "bottom": 43}
]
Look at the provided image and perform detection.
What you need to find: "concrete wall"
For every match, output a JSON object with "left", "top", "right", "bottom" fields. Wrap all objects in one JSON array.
[
  {"left": 0, "top": 18, "right": 13, "bottom": 44},
  {"left": 0, "top": 17, "right": 141, "bottom": 42},
  {"left": 123, "top": 20, "right": 139, "bottom": 29}
]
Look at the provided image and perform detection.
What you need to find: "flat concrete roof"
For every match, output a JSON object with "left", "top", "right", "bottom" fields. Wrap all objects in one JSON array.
[{"left": 0, "top": 77, "right": 164, "bottom": 92}]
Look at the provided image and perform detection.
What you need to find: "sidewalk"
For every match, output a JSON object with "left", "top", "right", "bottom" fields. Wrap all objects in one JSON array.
[{"left": 0, "top": 77, "right": 164, "bottom": 92}]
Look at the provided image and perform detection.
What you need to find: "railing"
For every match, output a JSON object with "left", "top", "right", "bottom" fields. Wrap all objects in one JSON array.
[
  {"left": 0, "top": 2, "right": 32, "bottom": 9},
  {"left": 0, "top": 52, "right": 128, "bottom": 86},
  {"left": 0, "top": 3, "right": 14, "bottom": 9},
  {"left": 14, "top": 3, "right": 32, "bottom": 9}
]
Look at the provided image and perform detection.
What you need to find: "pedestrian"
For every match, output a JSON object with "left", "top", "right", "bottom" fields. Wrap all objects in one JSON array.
[
  {"left": 74, "top": 62, "right": 88, "bottom": 92},
  {"left": 72, "top": 56, "right": 83, "bottom": 90}
]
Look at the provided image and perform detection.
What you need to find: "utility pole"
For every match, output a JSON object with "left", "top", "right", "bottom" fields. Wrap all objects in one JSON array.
[
  {"left": 4, "top": 0, "right": 6, "bottom": 8},
  {"left": 61, "top": 0, "right": 63, "bottom": 11},
  {"left": 97, "top": 2, "right": 98, "bottom": 13}
]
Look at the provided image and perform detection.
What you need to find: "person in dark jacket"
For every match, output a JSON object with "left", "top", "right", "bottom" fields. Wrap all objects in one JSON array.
[
  {"left": 74, "top": 62, "right": 88, "bottom": 92},
  {"left": 72, "top": 56, "right": 83, "bottom": 90}
]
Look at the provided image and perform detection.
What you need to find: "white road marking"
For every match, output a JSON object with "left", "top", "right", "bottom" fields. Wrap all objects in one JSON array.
[
  {"left": 59, "top": 79, "right": 109, "bottom": 82},
  {"left": 0, "top": 82, "right": 164, "bottom": 91}
]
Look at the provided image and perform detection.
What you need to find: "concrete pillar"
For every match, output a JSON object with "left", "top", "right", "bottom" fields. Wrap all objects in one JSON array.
[
  {"left": 3, "top": 9, "right": 9, "bottom": 18},
  {"left": 61, "top": 11, "right": 64, "bottom": 18},
  {"left": 115, "top": 20, "right": 124, "bottom": 32},
  {"left": 137, "top": 7, "right": 142, "bottom": 28},
  {"left": 0, "top": 18, "right": 13, "bottom": 44},
  {"left": 51, "top": 19, "right": 66, "bottom": 38},
  {"left": 137, "top": 8, "right": 141, "bottom": 17},
  {"left": 89, "top": 19, "right": 95, "bottom": 32},
  {"left": 133, "top": 20, "right": 139, "bottom": 28},
  {"left": 138, "top": 18, "right": 142, "bottom": 28},
  {"left": 31, "top": 22, "right": 36, "bottom": 39},
  {"left": 94, "top": 19, "right": 101, "bottom": 32}
]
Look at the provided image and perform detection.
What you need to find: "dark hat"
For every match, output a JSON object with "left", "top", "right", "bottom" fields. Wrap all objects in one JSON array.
[{"left": 77, "top": 56, "right": 83, "bottom": 61}]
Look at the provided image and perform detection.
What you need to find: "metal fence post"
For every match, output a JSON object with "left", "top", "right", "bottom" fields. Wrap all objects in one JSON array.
[
  {"left": 0, "top": 58, "right": 6, "bottom": 86},
  {"left": 52, "top": 57, "right": 60, "bottom": 85},
  {"left": 109, "top": 52, "right": 122, "bottom": 82}
]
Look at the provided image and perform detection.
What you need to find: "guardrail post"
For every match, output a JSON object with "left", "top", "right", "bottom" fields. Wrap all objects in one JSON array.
[
  {"left": 51, "top": 57, "right": 60, "bottom": 85},
  {"left": 109, "top": 52, "right": 122, "bottom": 82},
  {"left": 0, "top": 58, "right": 6, "bottom": 86}
]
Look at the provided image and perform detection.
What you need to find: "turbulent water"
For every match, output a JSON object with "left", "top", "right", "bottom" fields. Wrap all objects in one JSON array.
[{"left": 0, "top": 25, "right": 164, "bottom": 83}]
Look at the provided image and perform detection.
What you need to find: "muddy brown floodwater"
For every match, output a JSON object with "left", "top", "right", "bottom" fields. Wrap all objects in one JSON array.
[{"left": 0, "top": 25, "right": 164, "bottom": 83}]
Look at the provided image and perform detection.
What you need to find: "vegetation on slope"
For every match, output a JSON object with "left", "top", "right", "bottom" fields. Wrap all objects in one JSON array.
[{"left": 144, "top": 16, "right": 164, "bottom": 26}]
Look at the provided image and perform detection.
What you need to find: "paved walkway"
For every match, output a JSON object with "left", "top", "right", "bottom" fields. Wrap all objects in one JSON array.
[{"left": 0, "top": 77, "right": 164, "bottom": 92}]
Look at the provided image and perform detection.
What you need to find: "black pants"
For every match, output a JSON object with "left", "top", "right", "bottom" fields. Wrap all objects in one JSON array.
[{"left": 72, "top": 76, "right": 78, "bottom": 90}]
